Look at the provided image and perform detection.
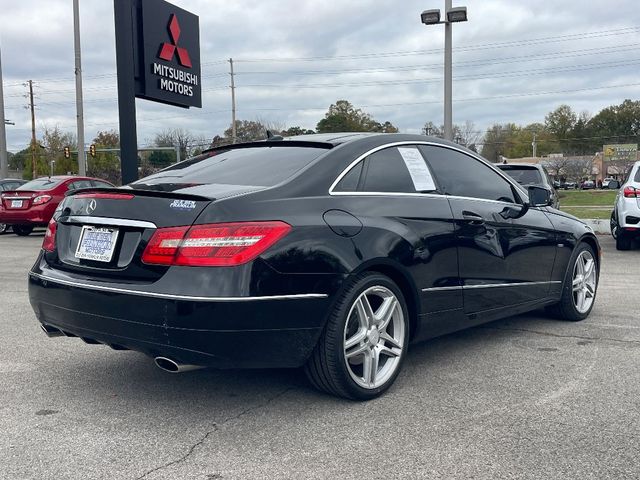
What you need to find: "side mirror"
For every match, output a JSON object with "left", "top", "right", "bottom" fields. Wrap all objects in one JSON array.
[
  {"left": 608, "top": 180, "right": 620, "bottom": 190},
  {"left": 528, "top": 185, "right": 552, "bottom": 207}
]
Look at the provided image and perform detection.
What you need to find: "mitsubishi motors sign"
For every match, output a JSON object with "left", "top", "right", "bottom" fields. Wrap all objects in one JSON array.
[{"left": 137, "top": 0, "right": 202, "bottom": 108}]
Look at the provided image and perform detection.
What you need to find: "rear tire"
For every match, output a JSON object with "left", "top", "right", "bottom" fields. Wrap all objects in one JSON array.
[
  {"left": 610, "top": 211, "right": 619, "bottom": 239},
  {"left": 304, "top": 272, "right": 409, "bottom": 400},
  {"left": 13, "top": 225, "right": 33, "bottom": 236},
  {"left": 547, "top": 243, "right": 598, "bottom": 321}
]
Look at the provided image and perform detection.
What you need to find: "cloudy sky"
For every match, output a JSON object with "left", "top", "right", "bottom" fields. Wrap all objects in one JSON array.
[{"left": 1, "top": 0, "right": 640, "bottom": 153}]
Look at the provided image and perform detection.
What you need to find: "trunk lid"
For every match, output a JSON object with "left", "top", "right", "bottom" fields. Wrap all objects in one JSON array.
[
  {"left": 49, "top": 188, "right": 213, "bottom": 280},
  {"left": 1, "top": 190, "right": 39, "bottom": 210}
]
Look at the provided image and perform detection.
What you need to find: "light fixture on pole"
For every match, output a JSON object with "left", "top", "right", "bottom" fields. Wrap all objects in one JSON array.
[{"left": 420, "top": 2, "right": 468, "bottom": 141}]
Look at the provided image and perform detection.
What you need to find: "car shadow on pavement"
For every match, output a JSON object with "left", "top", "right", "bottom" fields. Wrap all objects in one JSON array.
[{"left": 39, "top": 310, "right": 557, "bottom": 407}]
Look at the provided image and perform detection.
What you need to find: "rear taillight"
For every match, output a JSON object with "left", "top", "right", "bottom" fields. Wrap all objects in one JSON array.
[
  {"left": 42, "top": 218, "right": 57, "bottom": 252},
  {"left": 141, "top": 226, "right": 190, "bottom": 265},
  {"left": 33, "top": 195, "right": 52, "bottom": 206},
  {"left": 623, "top": 186, "right": 639, "bottom": 198},
  {"left": 142, "top": 221, "right": 291, "bottom": 267}
]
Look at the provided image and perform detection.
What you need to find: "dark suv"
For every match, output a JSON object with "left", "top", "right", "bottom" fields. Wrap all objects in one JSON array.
[{"left": 496, "top": 163, "right": 559, "bottom": 209}]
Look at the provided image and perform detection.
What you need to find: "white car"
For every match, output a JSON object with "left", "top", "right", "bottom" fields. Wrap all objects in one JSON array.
[
  {"left": 602, "top": 177, "right": 616, "bottom": 189},
  {"left": 611, "top": 161, "right": 640, "bottom": 250}
]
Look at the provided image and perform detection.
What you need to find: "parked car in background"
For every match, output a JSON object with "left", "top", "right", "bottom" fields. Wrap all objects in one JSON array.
[
  {"left": 562, "top": 181, "right": 578, "bottom": 190},
  {"left": 29, "top": 134, "right": 600, "bottom": 399},
  {"left": 0, "top": 179, "right": 27, "bottom": 233},
  {"left": 0, "top": 176, "right": 114, "bottom": 236},
  {"left": 581, "top": 180, "right": 596, "bottom": 190},
  {"left": 602, "top": 177, "right": 616, "bottom": 189},
  {"left": 496, "top": 163, "right": 559, "bottom": 209},
  {"left": 610, "top": 161, "right": 640, "bottom": 250}
]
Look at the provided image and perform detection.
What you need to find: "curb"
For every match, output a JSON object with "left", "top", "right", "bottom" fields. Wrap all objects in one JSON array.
[{"left": 582, "top": 218, "right": 610, "bottom": 235}]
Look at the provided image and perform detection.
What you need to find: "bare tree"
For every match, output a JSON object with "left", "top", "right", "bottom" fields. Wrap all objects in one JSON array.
[
  {"left": 555, "top": 157, "right": 594, "bottom": 182},
  {"left": 154, "top": 128, "right": 197, "bottom": 160}
]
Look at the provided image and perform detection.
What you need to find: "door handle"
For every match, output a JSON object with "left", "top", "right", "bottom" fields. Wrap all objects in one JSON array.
[{"left": 462, "top": 211, "right": 484, "bottom": 224}]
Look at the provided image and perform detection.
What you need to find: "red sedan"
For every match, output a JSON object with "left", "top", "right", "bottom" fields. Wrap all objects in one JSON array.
[{"left": 0, "top": 176, "right": 114, "bottom": 236}]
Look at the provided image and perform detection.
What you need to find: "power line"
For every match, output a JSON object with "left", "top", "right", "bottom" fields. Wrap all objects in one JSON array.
[{"left": 236, "top": 26, "right": 640, "bottom": 62}]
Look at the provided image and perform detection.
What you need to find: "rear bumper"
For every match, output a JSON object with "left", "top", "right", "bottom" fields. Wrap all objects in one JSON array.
[
  {"left": 618, "top": 199, "right": 640, "bottom": 230},
  {"left": 28, "top": 270, "right": 334, "bottom": 369},
  {"left": 0, "top": 207, "right": 50, "bottom": 225}
]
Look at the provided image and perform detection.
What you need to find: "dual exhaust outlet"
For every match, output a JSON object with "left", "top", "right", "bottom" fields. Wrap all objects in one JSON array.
[{"left": 40, "top": 324, "right": 203, "bottom": 374}]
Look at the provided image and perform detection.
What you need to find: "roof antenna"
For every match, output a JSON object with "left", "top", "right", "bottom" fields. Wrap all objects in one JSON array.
[{"left": 266, "top": 130, "right": 283, "bottom": 141}]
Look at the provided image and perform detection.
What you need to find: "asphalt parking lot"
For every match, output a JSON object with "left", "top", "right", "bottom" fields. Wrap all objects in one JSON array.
[{"left": 1, "top": 233, "right": 639, "bottom": 479}]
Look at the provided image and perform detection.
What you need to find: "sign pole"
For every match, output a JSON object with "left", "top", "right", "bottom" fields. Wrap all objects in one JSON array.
[{"left": 114, "top": 0, "right": 139, "bottom": 185}]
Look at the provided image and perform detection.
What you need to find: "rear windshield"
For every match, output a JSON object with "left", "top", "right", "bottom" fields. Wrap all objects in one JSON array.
[
  {"left": 17, "top": 178, "right": 64, "bottom": 190},
  {"left": 498, "top": 166, "right": 543, "bottom": 185},
  {"left": 134, "top": 146, "right": 329, "bottom": 188}
]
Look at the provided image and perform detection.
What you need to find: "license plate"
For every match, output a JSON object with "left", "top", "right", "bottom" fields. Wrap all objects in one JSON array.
[
  {"left": 75, "top": 226, "right": 119, "bottom": 263},
  {"left": 10, "top": 200, "right": 23, "bottom": 208}
]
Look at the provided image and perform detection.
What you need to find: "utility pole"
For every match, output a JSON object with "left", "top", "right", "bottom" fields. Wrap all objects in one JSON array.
[
  {"left": 532, "top": 133, "right": 537, "bottom": 158},
  {"left": 28, "top": 80, "right": 37, "bottom": 179},
  {"left": 0, "top": 47, "right": 8, "bottom": 179},
  {"left": 443, "top": 0, "right": 453, "bottom": 141},
  {"left": 73, "top": 0, "right": 86, "bottom": 176},
  {"left": 229, "top": 58, "right": 237, "bottom": 144}
]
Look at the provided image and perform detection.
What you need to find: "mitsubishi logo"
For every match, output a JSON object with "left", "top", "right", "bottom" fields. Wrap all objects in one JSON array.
[{"left": 158, "top": 14, "right": 192, "bottom": 68}]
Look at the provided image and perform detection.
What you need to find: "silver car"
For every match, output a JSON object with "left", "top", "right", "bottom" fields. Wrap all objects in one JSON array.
[{"left": 611, "top": 161, "right": 640, "bottom": 250}]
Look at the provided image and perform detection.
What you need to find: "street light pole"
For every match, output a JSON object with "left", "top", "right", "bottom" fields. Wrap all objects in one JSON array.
[
  {"left": 421, "top": 3, "right": 467, "bottom": 142},
  {"left": 443, "top": 0, "right": 453, "bottom": 141},
  {"left": 73, "top": 0, "right": 87, "bottom": 176}
]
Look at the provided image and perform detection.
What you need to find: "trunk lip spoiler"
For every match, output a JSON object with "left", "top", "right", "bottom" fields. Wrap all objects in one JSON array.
[{"left": 66, "top": 187, "right": 212, "bottom": 202}]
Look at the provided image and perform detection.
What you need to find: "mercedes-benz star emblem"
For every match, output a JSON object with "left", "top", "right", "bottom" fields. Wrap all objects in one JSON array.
[{"left": 86, "top": 199, "right": 97, "bottom": 215}]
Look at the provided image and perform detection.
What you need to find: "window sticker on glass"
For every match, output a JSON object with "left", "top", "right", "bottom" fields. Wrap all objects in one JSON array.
[{"left": 397, "top": 147, "right": 436, "bottom": 191}]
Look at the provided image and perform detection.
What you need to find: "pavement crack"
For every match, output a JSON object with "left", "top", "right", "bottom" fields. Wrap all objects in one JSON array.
[
  {"left": 134, "top": 387, "right": 293, "bottom": 480},
  {"left": 481, "top": 326, "right": 640, "bottom": 346}
]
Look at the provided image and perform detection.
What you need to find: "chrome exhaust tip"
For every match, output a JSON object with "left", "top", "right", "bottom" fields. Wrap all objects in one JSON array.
[
  {"left": 40, "top": 324, "right": 64, "bottom": 338},
  {"left": 154, "top": 356, "right": 204, "bottom": 374}
]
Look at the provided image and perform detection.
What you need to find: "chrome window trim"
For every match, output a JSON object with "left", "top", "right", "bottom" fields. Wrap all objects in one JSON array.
[
  {"left": 328, "top": 141, "right": 528, "bottom": 204},
  {"left": 29, "top": 272, "right": 328, "bottom": 302},
  {"left": 63, "top": 216, "right": 157, "bottom": 229},
  {"left": 422, "top": 280, "right": 561, "bottom": 292},
  {"left": 3, "top": 196, "right": 34, "bottom": 200}
]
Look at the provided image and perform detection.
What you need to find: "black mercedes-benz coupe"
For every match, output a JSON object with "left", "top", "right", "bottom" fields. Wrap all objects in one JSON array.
[{"left": 29, "top": 133, "right": 600, "bottom": 399}]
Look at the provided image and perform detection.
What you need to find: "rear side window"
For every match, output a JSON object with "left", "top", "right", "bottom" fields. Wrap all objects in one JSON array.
[
  {"left": 333, "top": 162, "right": 363, "bottom": 192},
  {"left": 421, "top": 146, "right": 517, "bottom": 203},
  {"left": 634, "top": 168, "right": 640, "bottom": 183},
  {"left": 498, "top": 166, "right": 543, "bottom": 185},
  {"left": 92, "top": 180, "right": 113, "bottom": 188},
  {"left": 361, "top": 148, "right": 417, "bottom": 193},
  {"left": 135, "top": 146, "right": 329, "bottom": 188}
]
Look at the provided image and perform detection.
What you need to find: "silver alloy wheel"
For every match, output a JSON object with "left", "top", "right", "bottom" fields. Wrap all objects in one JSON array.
[
  {"left": 610, "top": 213, "right": 618, "bottom": 239},
  {"left": 572, "top": 250, "right": 597, "bottom": 314},
  {"left": 0, "top": 223, "right": 7, "bottom": 234},
  {"left": 343, "top": 285, "right": 405, "bottom": 389}
]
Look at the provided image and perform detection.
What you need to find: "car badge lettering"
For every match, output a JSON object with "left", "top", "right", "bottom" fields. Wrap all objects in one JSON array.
[
  {"left": 169, "top": 199, "right": 196, "bottom": 211},
  {"left": 86, "top": 199, "right": 97, "bottom": 215},
  {"left": 158, "top": 14, "right": 192, "bottom": 68}
]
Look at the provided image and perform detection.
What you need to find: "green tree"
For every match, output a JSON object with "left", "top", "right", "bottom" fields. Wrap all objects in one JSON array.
[
  {"left": 545, "top": 105, "right": 577, "bottom": 153},
  {"left": 316, "top": 100, "right": 398, "bottom": 133},
  {"left": 587, "top": 99, "right": 640, "bottom": 149},
  {"left": 282, "top": 126, "right": 315, "bottom": 137},
  {"left": 224, "top": 120, "right": 267, "bottom": 142},
  {"left": 88, "top": 130, "right": 121, "bottom": 185}
]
